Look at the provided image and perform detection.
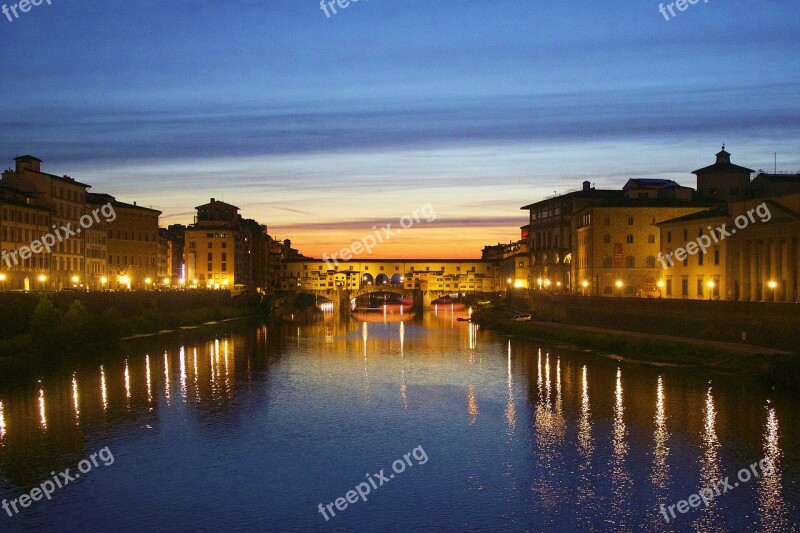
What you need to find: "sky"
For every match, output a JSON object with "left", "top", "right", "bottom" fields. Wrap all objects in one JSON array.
[{"left": 0, "top": 0, "right": 798, "bottom": 258}]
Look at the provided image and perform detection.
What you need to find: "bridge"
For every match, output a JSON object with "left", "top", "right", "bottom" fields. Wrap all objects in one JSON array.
[{"left": 272, "top": 285, "right": 467, "bottom": 315}]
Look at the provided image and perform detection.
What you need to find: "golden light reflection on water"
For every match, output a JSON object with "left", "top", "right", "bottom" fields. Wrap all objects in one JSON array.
[
  {"left": 164, "top": 352, "right": 171, "bottom": 404},
  {"left": 100, "top": 365, "right": 108, "bottom": 412},
  {"left": 400, "top": 322, "right": 407, "bottom": 410},
  {"left": 610, "top": 368, "right": 632, "bottom": 528},
  {"left": 576, "top": 365, "right": 597, "bottom": 527},
  {"left": 72, "top": 373, "right": 80, "bottom": 423},
  {"left": 467, "top": 383, "right": 479, "bottom": 425},
  {"left": 179, "top": 347, "right": 187, "bottom": 401},
  {"left": 124, "top": 360, "right": 131, "bottom": 406},
  {"left": 652, "top": 376, "right": 670, "bottom": 489},
  {"left": 145, "top": 354, "right": 153, "bottom": 403},
  {"left": 504, "top": 340, "right": 516, "bottom": 435},
  {"left": 0, "top": 400, "right": 6, "bottom": 439},
  {"left": 38, "top": 387, "right": 47, "bottom": 431},
  {"left": 693, "top": 385, "right": 722, "bottom": 531},
  {"left": 758, "top": 406, "right": 789, "bottom": 532}
]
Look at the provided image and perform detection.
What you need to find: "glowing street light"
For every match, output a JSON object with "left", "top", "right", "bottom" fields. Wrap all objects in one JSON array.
[
  {"left": 615, "top": 279, "right": 623, "bottom": 297},
  {"left": 145, "top": 277, "right": 152, "bottom": 287},
  {"left": 767, "top": 280, "right": 778, "bottom": 290},
  {"left": 0, "top": 273, "right": 6, "bottom": 292}
]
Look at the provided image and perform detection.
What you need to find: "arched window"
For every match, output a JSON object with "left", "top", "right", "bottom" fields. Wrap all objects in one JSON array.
[
  {"left": 646, "top": 256, "right": 657, "bottom": 268},
  {"left": 626, "top": 256, "right": 635, "bottom": 268},
  {"left": 648, "top": 234, "right": 656, "bottom": 244}
]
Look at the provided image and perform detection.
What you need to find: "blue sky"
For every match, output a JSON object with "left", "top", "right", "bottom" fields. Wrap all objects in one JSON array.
[{"left": 1, "top": 0, "right": 798, "bottom": 257}]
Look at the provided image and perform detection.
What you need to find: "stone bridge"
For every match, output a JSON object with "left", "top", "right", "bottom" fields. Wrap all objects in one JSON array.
[{"left": 273, "top": 286, "right": 459, "bottom": 314}]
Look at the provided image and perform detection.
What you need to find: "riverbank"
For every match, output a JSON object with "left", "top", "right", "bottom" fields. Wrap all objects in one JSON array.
[
  {"left": 473, "top": 306, "right": 800, "bottom": 390},
  {"left": 0, "top": 292, "right": 265, "bottom": 360}
]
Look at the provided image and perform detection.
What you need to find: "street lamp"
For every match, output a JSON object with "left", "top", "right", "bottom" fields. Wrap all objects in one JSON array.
[
  {"left": 145, "top": 277, "right": 152, "bottom": 289},
  {"left": 0, "top": 273, "right": 6, "bottom": 292},
  {"left": 38, "top": 274, "right": 47, "bottom": 290},
  {"left": 615, "top": 279, "right": 623, "bottom": 297},
  {"left": 767, "top": 280, "right": 778, "bottom": 290},
  {"left": 581, "top": 280, "right": 589, "bottom": 296},
  {"left": 71, "top": 275, "right": 80, "bottom": 287}
]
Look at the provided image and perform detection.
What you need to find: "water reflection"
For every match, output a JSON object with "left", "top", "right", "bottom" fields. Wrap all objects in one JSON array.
[
  {"left": 467, "top": 384, "right": 479, "bottom": 424},
  {"left": 693, "top": 385, "right": 722, "bottom": 531},
  {"left": 38, "top": 386, "right": 47, "bottom": 431},
  {"left": 0, "top": 314, "right": 797, "bottom": 530},
  {"left": 72, "top": 373, "right": 80, "bottom": 423},
  {"left": 610, "top": 367, "right": 632, "bottom": 528},
  {"left": 100, "top": 365, "right": 108, "bottom": 411},
  {"left": 759, "top": 405, "right": 789, "bottom": 532},
  {"left": 576, "top": 365, "right": 597, "bottom": 529},
  {"left": 504, "top": 341, "right": 515, "bottom": 435}
]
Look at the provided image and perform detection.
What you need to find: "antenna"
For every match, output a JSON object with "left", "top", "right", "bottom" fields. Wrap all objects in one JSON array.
[{"left": 774, "top": 152, "right": 777, "bottom": 174}]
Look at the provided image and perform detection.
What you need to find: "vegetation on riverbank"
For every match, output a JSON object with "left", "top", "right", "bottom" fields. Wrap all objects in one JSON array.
[
  {"left": 473, "top": 305, "right": 800, "bottom": 390},
  {"left": 0, "top": 294, "right": 264, "bottom": 359}
]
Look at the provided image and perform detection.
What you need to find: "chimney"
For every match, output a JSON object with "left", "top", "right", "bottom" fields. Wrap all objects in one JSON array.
[
  {"left": 211, "top": 198, "right": 216, "bottom": 203},
  {"left": 582, "top": 180, "right": 591, "bottom": 191}
]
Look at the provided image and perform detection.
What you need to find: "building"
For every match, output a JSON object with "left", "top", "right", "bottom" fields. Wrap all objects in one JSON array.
[
  {"left": 482, "top": 238, "right": 529, "bottom": 290},
  {"left": 655, "top": 209, "right": 729, "bottom": 300},
  {"left": 573, "top": 200, "right": 709, "bottom": 297},
  {"left": 2, "top": 155, "right": 91, "bottom": 289},
  {"left": 275, "top": 259, "right": 497, "bottom": 294},
  {"left": 89, "top": 193, "right": 161, "bottom": 290},
  {"left": 0, "top": 184, "right": 53, "bottom": 290},
  {"left": 521, "top": 181, "right": 622, "bottom": 293},
  {"left": 693, "top": 146, "right": 754, "bottom": 202},
  {"left": 185, "top": 199, "right": 257, "bottom": 289},
  {"left": 159, "top": 224, "right": 186, "bottom": 285},
  {"left": 658, "top": 196, "right": 800, "bottom": 302}
]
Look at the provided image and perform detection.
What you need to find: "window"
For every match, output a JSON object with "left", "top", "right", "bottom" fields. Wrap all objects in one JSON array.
[
  {"left": 683, "top": 257, "right": 689, "bottom": 267},
  {"left": 697, "top": 279, "right": 704, "bottom": 297},
  {"left": 207, "top": 253, "right": 213, "bottom": 261},
  {"left": 646, "top": 256, "right": 656, "bottom": 268},
  {"left": 627, "top": 217, "right": 634, "bottom": 225},
  {"left": 698, "top": 253, "right": 703, "bottom": 266},
  {"left": 604, "top": 216, "right": 611, "bottom": 225},
  {"left": 189, "top": 242, "right": 196, "bottom": 249},
  {"left": 221, "top": 242, "right": 227, "bottom": 248},
  {"left": 667, "top": 231, "right": 672, "bottom": 243},
  {"left": 626, "top": 235, "right": 634, "bottom": 244},
  {"left": 648, "top": 234, "right": 655, "bottom": 244},
  {"left": 208, "top": 242, "right": 212, "bottom": 248},
  {"left": 208, "top": 263, "right": 213, "bottom": 272},
  {"left": 682, "top": 278, "right": 689, "bottom": 296},
  {"left": 714, "top": 249, "right": 720, "bottom": 265},
  {"left": 603, "top": 234, "right": 611, "bottom": 244},
  {"left": 683, "top": 230, "right": 688, "bottom": 241},
  {"left": 602, "top": 256, "right": 612, "bottom": 268},
  {"left": 625, "top": 256, "right": 635, "bottom": 268},
  {"left": 221, "top": 263, "right": 227, "bottom": 272},
  {"left": 666, "top": 279, "right": 672, "bottom": 296}
]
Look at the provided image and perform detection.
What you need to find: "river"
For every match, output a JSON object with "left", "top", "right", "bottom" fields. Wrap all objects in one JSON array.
[{"left": 0, "top": 308, "right": 797, "bottom": 532}]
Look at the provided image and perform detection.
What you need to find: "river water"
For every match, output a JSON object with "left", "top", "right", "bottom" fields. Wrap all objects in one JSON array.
[{"left": 0, "top": 309, "right": 797, "bottom": 532}]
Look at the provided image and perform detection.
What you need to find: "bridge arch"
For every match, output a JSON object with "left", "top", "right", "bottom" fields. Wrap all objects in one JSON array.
[
  {"left": 390, "top": 273, "right": 403, "bottom": 285},
  {"left": 361, "top": 273, "right": 374, "bottom": 286},
  {"left": 375, "top": 273, "right": 390, "bottom": 285}
]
